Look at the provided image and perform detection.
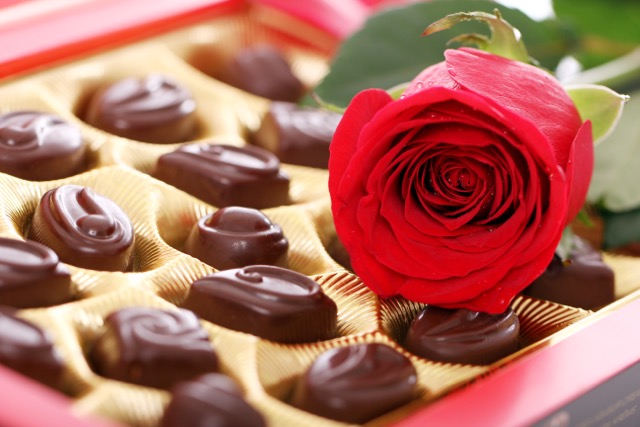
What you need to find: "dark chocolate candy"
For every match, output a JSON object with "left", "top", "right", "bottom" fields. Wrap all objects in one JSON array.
[
  {"left": 154, "top": 143, "right": 290, "bottom": 209},
  {"left": 160, "top": 373, "right": 266, "bottom": 427},
  {"left": 252, "top": 102, "right": 342, "bottom": 169},
  {"left": 524, "top": 236, "right": 615, "bottom": 310},
  {"left": 84, "top": 74, "right": 197, "bottom": 144},
  {"left": 0, "top": 307, "right": 64, "bottom": 388},
  {"left": 91, "top": 307, "right": 218, "bottom": 389},
  {"left": 0, "top": 238, "right": 72, "bottom": 308},
  {"left": 184, "top": 207, "right": 288, "bottom": 270},
  {"left": 291, "top": 343, "right": 417, "bottom": 423},
  {"left": 219, "top": 46, "right": 304, "bottom": 102},
  {"left": 0, "top": 111, "right": 86, "bottom": 180},
  {"left": 28, "top": 185, "right": 135, "bottom": 271},
  {"left": 404, "top": 306, "right": 520, "bottom": 365},
  {"left": 183, "top": 265, "right": 337, "bottom": 343}
]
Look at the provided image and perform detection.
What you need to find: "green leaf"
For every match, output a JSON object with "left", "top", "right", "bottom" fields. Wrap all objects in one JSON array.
[
  {"left": 423, "top": 10, "right": 530, "bottom": 64},
  {"left": 555, "top": 226, "right": 576, "bottom": 261},
  {"left": 315, "top": 0, "right": 572, "bottom": 108},
  {"left": 565, "top": 84, "right": 629, "bottom": 144},
  {"left": 587, "top": 89, "right": 640, "bottom": 211}
]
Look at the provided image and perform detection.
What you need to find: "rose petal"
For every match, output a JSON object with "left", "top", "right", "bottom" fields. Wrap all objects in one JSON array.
[{"left": 565, "top": 121, "right": 594, "bottom": 222}]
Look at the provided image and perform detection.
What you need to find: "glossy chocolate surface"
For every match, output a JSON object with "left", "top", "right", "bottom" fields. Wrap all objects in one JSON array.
[
  {"left": 161, "top": 373, "right": 266, "bottom": 427},
  {"left": 184, "top": 207, "right": 288, "bottom": 270},
  {"left": 0, "top": 238, "right": 72, "bottom": 308},
  {"left": 28, "top": 185, "right": 135, "bottom": 271},
  {"left": 154, "top": 144, "right": 290, "bottom": 209},
  {"left": 252, "top": 102, "right": 342, "bottom": 168},
  {"left": 84, "top": 74, "right": 197, "bottom": 144},
  {"left": 91, "top": 307, "right": 218, "bottom": 389},
  {"left": 404, "top": 306, "right": 520, "bottom": 365},
  {"left": 291, "top": 343, "right": 417, "bottom": 423},
  {"left": 183, "top": 265, "right": 337, "bottom": 343},
  {"left": 219, "top": 46, "right": 304, "bottom": 102},
  {"left": 525, "top": 236, "right": 615, "bottom": 310},
  {"left": 0, "top": 111, "right": 86, "bottom": 180},
  {"left": 0, "top": 307, "right": 64, "bottom": 388}
]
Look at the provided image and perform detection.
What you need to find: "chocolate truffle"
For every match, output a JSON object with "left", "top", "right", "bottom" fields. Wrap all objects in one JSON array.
[
  {"left": 218, "top": 46, "right": 304, "bottom": 102},
  {"left": 291, "top": 343, "right": 417, "bottom": 423},
  {"left": 154, "top": 143, "right": 290, "bottom": 209},
  {"left": 184, "top": 207, "right": 288, "bottom": 270},
  {"left": 524, "top": 236, "right": 615, "bottom": 310},
  {"left": 183, "top": 265, "right": 337, "bottom": 343},
  {"left": 252, "top": 102, "right": 342, "bottom": 169},
  {"left": 84, "top": 74, "right": 197, "bottom": 144},
  {"left": 404, "top": 306, "right": 520, "bottom": 365},
  {"left": 0, "top": 238, "right": 72, "bottom": 308},
  {"left": 91, "top": 307, "right": 218, "bottom": 389},
  {"left": 0, "top": 111, "right": 86, "bottom": 180},
  {"left": 28, "top": 185, "right": 135, "bottom": 271},
  {"left": 161, "top": 373, "right": 266, "bottom": 427},
  {"left": 0, "top": 307, "right": 64, "bottom": 388}
]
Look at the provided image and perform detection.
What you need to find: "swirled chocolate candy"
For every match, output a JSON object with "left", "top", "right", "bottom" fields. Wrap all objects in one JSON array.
[
  {"left": 183, "top": 265, "right": 337, "bottom": 343},
  {"left": 291, "top": 343, "right": 417, "bottom": 423},
  {"left": 404, "top": 306, "right": 520, "bottom": 365},
  {"left": 0, "top": 111, "right": 87, "bottom": 180},
  {"left": 252, "top": 102, "right": 342, "bottom": 168},
  {"left": 154, "top": 144, "right": 290, "bottom": 209},
  {"left": 218, "top": 46, "right": 304, "bottom": 102},
  {"left": 0, "top": 307, "right": 64, "bottom": 388},
  {"left": 161, "top": 373, "right": 266, "bottom": 427},
  {"left": 28, "top": 185, "right": 135, "bottom": 271},
  {"left": 84, "top": 74, "right": 197, "bottom": 144},
  {"left": 0, "top": 238, "right": 72, "bottom": 308},
  {"left": 524, "top": 236, "right": 615, "bottom": 310},
  {"left": 184, "top": 207, "right": 288, "bottom": 270},
  {"left": 91, "top": 307, "right": 218, "bottom": 389}
]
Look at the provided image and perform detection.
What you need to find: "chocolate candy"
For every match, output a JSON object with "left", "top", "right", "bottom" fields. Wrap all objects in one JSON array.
[
  {"left": 154, "top": 143, "right": 290, "bottom": 209},
  {"left": 184, "top": 207, "right": 288, "bottom": 270},
  {"left": 0, "top": 111, "right": 87, "bottom": 181},
  {"left": 524, "top": 236, "right": 615, "bottom": 310},
  {"left": 160, "top": 373, "right": 266, "bottom": 427},
  {"left": 218, "top": 46, "right": 304, "bottom": 102},
  {"left": 404, "top": 306, "right": 520, "bottom": 365},
  {"left": 252, "top": 102, "right": 342, "bottom": 169},
  {"left": 0, "top": 307, "right": 64, "bottom": 388},
  {"left": 28, "top": 185, "right": 135, "bottom": 271},
  {"left": 0, "top": 238, "right": 72, "bottom": 308},
  {"left": 84, "top": 74, "right": 197, "bottom": 144},
  {"left": 291, "top": 343, "right": 417, "bottom": 423},
  {"left": 91, "top": 307, "right": 218, "bottom": 389},
  {"left": 183, "top": 265, "right": 337, "bottom": 343}
]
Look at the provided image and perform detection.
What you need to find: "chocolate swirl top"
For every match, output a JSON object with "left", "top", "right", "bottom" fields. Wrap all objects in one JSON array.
[
  {"left": 175, "top": 144, "right": 281, "bottom": 179},
  {"left": 404, "top": 306, "right": 520, "bottom": 365},
  {"left": 161, "top": 373, "right": 266, "bottom": 427},
  {"left": 28, "top": 185, "right": 134, "bottom": 271},
  {"left": 291, "top": 343, "right": 417, "bottom": 423},
  {"left": 0, "top": 111, "right": 86, "bottom": 180}
]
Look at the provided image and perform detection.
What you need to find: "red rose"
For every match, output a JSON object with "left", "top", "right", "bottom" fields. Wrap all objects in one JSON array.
[{"left": 329, "top": 48, "right": 593, "bottom": 313}]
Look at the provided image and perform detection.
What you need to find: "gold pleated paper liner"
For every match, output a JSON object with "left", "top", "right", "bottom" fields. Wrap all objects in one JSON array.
[{"left": 1, "top": 6, "right": 640, "bottom": 427}]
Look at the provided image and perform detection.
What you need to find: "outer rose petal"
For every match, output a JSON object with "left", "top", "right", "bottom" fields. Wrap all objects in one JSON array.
[{"left": 566, "top": 121, "right": 594, "bottom": 222}]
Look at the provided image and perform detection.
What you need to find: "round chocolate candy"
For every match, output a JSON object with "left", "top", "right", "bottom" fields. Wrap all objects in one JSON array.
[
  {"left": 218, "top": 45, "right": 304, "bottom": 102},
  {"left": 291, "top": 343, "right": 417, "bottom": 423},
  {"left": 84, "top": 74, "right": 197, "bottom": 144},
  {"left": 0, "top": 307, "right": 64, "bottom": 388},
  {"left": 184, "top": 207, "right": 288, "bottom": 270},
  {"left": 252, "top": 102, "right": 342, "bottom": 169},
  {"left": 0, "top": 111, "right": 87, "bottom": 180},
  {"left": 91, "top": 307, "right": 219, "bottom": 389},
  {"left": 154, "top": 143, "right": 290, "bottom": 209},
  {"left": 404, "top": 306, "right": 520, "bottom": 365},
  {"left": 0, "top": 237, "right": 72, "bottom": 308},
  {"left": 183, "top": 265, "right": 337, "bottom": 343},
  {"left": 160, "top": 373, "right": 266, "bottom": 427},
  {"left": 28, "top": 185, "right": 135, "bottom": 271}
]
